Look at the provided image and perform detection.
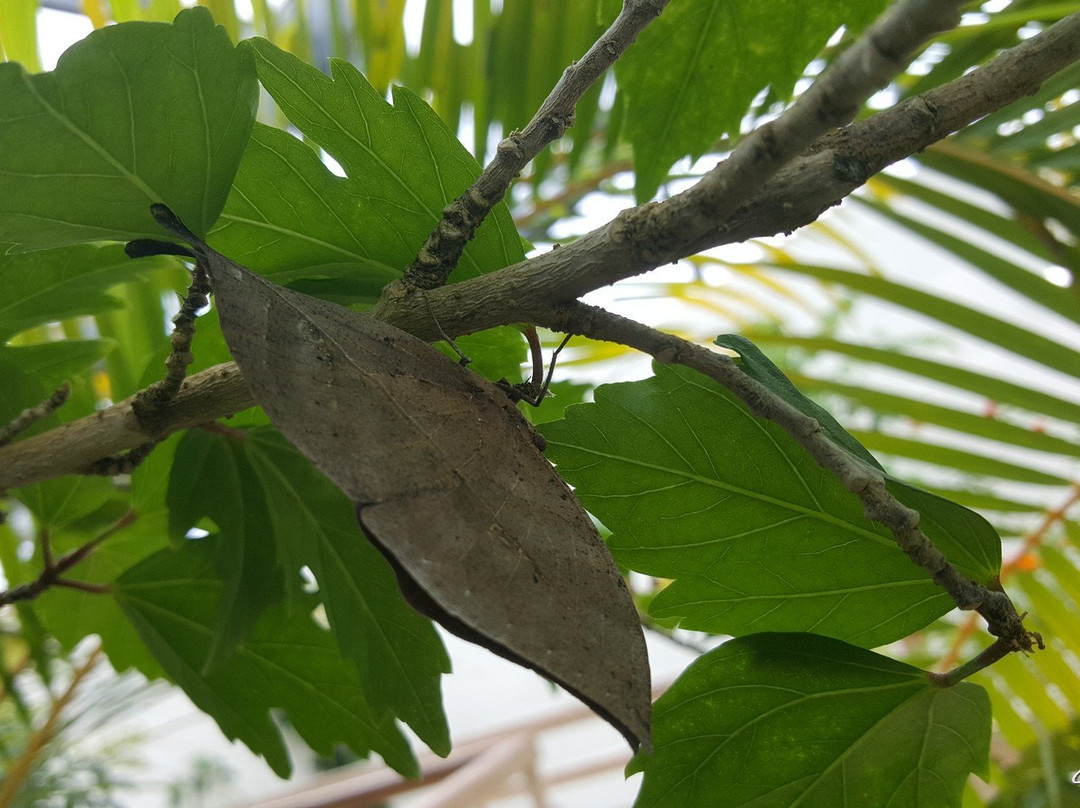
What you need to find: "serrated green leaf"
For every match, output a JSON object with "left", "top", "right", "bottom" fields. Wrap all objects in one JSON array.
[
  {"left": 712, "top": 337, "right": 1003, "bottom": 588},
  {"left": 617, "top": 0, "right": 889, "bottom": 202},
  {"left": 233, "top": 38, "right": 524, "bottom": 280},
  {"left": 0, "top": 7, "right": 256, "bottom": 250},
  {"left": 715, "top": 334, "right": 883, "bottom": 470},
  {"left": 209, "top": 123, "right": 398, "bottom": 286},
  {"left": 34, "top": 520, "right": 168, "bottom": 680},
  {"left": 212, "top": 42, "right": 527, "bottom": 376},
  {"left": 32, "top": 440, "right": 174, "bottom": 680},
  {"left": 630, "top": 633, "right": 991, "bottom": 808},
  {"left": 114, "top": 539, "right": 417, "bottom": 778},
  {"left": 243, "top": 429, "right": 451, "bottom": 756},
  {"left": 541, "top": 364, "right": 999, "bottom": 648},
  {"left": 13, "top": 475, "right": 115, "bottom": 533},
  {"left": 167, "top": 429, "right": 285, "bottom": 668},
  {"left": 447, "top": 327, "right": 527, "bottom": 385},
  {"left": 0, "top": 351, "right": 52, "bottom": 424}
]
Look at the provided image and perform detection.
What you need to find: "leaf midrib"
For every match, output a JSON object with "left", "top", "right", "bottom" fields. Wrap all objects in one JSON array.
[
  {"left": 20, "top": 69, "right": 160, "bottom": 204},
  {"left": 549, "top": 440, "right": 892, "bottom": 548}
]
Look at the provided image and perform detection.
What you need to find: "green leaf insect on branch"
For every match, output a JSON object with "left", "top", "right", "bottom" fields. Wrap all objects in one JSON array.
[{"left": 1, "top": 0, "right": 1078, "bottom": 804}]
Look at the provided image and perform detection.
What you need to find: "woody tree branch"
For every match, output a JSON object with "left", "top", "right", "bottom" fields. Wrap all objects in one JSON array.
[
  {"left": 1, "top": 8, "right": 1079, "bottom": 491},
  {"left": 401, "top": 0, "right": 671, "bottom": 290},
  {"left": 380, "top": 7, "right": 1080, "bottom": 335}
]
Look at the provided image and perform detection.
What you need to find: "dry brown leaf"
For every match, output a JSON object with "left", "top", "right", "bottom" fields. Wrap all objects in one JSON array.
[{"left": 150, "top": 205, "right": 652, "bottom": 750}]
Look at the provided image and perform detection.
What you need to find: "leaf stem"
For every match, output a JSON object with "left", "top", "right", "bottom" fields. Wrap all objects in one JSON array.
[
  {"left": 0, "top": 510, "right": 135, "bottom": 607},
  {"left": 928, "top": 637, "right": 1014, "bottom": 687}
]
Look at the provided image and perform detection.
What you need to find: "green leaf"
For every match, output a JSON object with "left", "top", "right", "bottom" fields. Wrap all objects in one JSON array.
[
  {"left": 714, "top": 336, "right": 1009, "bottom": 577},
  {"left": 0, "top": 357, "right": 119, "bottom": 533},
  {"left": 616, "top": 0, "right": 889, "bottom": 202},
  {"left": 0, "top": 341, "right": 114, "bottom": 389},
  {"left": 0, "top": 243, "right": 162, "bottom": 341},
  {"left": 0, "top": 352, "right": 54, "bottom": 425},
  {"left": 242, "top": 428, "right": 451, "bottom": 756},
  {"left": 225, "top": 39, "right": 524, "bottom": 281},
  {"left": 211, "top": 42, "right": 528, "bottom": 376},
  {"left": 114, "top": 539, "right": 417, "bottom": 778},
  {"left": 446, "top": 327, "right": 527, "bottom": 386},
  {"left": 725, "top": 335, "right": 1004, "bottom": 576},
  {"left": 209, "top": 123, "right": 399, "bottom": 288},
  {"left": 35, "top": 519, "right": 169, "bottom": 680},
  {"left": 167, "top": 430, "right": 285, "bottom": 669},
  {"left": 0, "top": 7, "right": 257, "bottom": 250},
  {"left": 31, "top": 436, "right": 179, "bottom": 680},
  {"left": 14, "top": 475, "right": 115, "bottom": 533},
  {"left": 540, "top": 364, "right": 999, "bottom": 647},
  {"left": 629, "top": 633, "right": 991, "bottom": 808}
]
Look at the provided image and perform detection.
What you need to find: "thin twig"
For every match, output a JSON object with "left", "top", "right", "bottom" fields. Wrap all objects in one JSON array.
[
  {"left": 132, "top": 264, "right": 212, "bottom": 421},
  {"left": 938, "top": 483, "right": 1080, "bottom": 669},
  {"left": 0, "top": 383, "right": 70, "bottom": 448},
  {"left": 401, "top": 0, "right": 670, "bottom": 289},
  {"left": 928, "top": 636, "right": 1015, "bottom": 687},
  {"left": 0, "top": 510, "right": 135, "bottom": 607},
  {"left": 535, "top": 300, "right": 1042, "bottom": 658}
]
